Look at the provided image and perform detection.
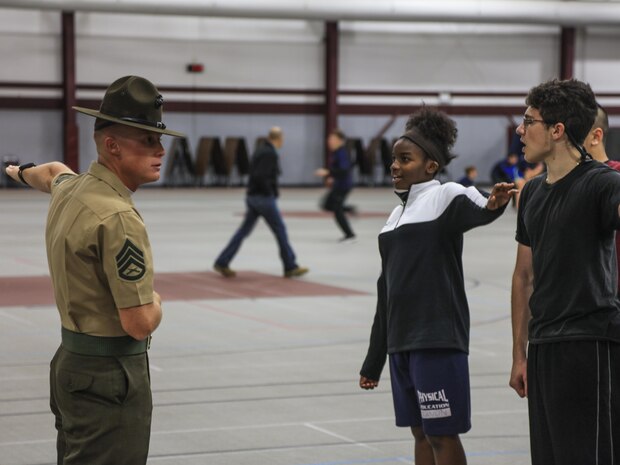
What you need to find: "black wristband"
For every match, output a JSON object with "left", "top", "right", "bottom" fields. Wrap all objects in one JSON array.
[{"left": 18, "top": 163, "right": 36, "bottom": 186}]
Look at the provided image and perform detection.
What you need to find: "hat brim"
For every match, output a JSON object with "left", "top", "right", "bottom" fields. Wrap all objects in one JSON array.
[{"left": 73, "top": 106, "right": 186, "bottom": 138}]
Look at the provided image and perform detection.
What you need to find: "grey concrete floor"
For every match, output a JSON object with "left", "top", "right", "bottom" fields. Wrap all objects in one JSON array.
[{"left": 0, "top": 186, "right": 529, "bottom": 465}]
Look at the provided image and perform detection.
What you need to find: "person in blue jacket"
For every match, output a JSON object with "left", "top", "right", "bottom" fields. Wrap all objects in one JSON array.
[
  {"left": 359, "top": 107, "right": 516, "bottom": 465},
  {"left": 316, "top": 129, "right": 356, "bottom": 241},
  {"left": 457, "top": 165, "right": 478, "bottom": 187}
]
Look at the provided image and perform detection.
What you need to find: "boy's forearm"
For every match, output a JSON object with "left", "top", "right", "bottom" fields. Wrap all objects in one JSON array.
[{"left": 511, "top": 274, "right": 532, "bottom": 361}]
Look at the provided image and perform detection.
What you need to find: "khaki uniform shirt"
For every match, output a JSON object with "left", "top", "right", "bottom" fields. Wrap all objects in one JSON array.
[{"left": 46, "top": 162, "right": 154, "bottom": 337}]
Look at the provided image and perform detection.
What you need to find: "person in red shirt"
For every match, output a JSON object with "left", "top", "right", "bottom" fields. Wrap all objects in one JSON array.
[{"left": 584, "top": 103, "right": 620, "bottom": 295}]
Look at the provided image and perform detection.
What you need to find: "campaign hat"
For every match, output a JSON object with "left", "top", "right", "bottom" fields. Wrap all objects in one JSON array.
[{"left": 73, "top": 75, "right": 184, "bottom": 137}]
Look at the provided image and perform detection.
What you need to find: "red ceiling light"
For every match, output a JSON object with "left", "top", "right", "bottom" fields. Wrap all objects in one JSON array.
[{"left": 186, "top": 63, "right": 204, "bottom": 73}]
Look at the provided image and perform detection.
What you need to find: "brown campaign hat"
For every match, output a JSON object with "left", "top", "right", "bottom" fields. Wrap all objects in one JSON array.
[{"left": 73, "top": 75, "right": 185, "bottom": 137}]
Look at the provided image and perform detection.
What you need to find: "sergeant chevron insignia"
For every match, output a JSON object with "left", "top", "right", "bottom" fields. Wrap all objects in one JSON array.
[
  {"left": 52, "top": 173, "right": 75, "bottom": 187},
  {"left": 115, "top": 239, "right": 146, "bottom": 281}
]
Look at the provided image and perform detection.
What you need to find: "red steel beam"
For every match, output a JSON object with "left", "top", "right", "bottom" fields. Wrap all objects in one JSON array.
[
  {"left": 560, "top": 27, "right": 576, "bottom": 80},
  {"left": 324, "top": 21, "right": 338, "bottom": 166},
  {"left": 62, "top": 11, "right": 79, "bottom": 171}
]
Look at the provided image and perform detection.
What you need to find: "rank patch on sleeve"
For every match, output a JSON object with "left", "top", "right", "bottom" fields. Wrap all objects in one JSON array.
[
  {"left": 115, "top": 239, "right": 146, "bottom": 281},
  {"left": 53, "top": 173, "right": 76, "bottom": 187}
]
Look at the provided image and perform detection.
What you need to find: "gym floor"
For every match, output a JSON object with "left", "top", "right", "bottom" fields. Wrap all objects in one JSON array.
[{"left": 0, "top": 186, "right": 529, "bottom": 465}]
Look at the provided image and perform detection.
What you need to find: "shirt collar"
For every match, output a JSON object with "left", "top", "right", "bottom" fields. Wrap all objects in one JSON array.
[
  {"left": 394, "top": 179, "right": 440, "bottom": 204},
  {"left": 87, "top": 162, "right": 134, "bottom": 199}
]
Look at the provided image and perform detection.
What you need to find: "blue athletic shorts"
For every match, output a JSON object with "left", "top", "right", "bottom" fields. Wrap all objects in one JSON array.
[{"left": 388, "top": 349, "right": 471, "bottom": 436}]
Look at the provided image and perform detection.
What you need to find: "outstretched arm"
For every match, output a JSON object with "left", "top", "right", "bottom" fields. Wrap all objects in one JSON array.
[
  {"left": 486, "top": 182, "right": 518, "bottom": 210},
  {"left": 509, "top": 243, "right": 533, "bottom": 398},
  {"left": 5, "top": 162, "right": 75, "bottom": 194}
]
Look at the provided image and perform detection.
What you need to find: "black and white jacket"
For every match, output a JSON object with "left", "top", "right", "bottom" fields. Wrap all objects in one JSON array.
[{"left": 360, "top": 180, "right": 507, "bottom": 380}]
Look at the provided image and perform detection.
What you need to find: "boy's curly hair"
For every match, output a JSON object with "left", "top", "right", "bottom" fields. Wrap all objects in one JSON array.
[
  {"left": 405, "top": 106, "right": 458, "bottom": 167},
  {"left": 526, "top": 79, "right": 597, "bottom": 146}
]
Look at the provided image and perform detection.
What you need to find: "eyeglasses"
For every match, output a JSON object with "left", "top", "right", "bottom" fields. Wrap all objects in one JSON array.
[{"left": 522, "top": 117, "right": 546, "bottom": 129}]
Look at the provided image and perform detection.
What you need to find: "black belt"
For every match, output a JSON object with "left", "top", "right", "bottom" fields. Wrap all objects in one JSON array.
[{"left": 61, "top": 327, "right": 149, "bottom": 356}]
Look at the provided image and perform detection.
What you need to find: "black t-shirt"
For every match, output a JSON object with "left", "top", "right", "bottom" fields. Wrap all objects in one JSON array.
[{"left": 516, "top": 160, "right": 620, "bottom": 343}]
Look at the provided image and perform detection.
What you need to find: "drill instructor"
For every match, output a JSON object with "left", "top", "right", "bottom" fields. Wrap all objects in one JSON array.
[{"left": 5, "top": 75, "right": 183, "bottom": 465}]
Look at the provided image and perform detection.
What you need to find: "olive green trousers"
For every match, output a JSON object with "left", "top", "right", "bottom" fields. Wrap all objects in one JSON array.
[{"left": 49, "top": 346, "right": 152, "bottom": 465}]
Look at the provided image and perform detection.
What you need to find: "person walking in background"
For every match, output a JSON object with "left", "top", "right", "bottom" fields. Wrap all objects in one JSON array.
[
  {"left": 510, "top": 79, "right": 620, "bottom": 465},
  {"left": 359, "top": 106, "right": 515, "bottom": 465},
  {"left": 214, "top": 127, "right": 308, "bottom": 278},
  {"left": 315, "top": 128, "right": 356, "bottom": 242},
  {"left": 5, "top": 75, "right": 182, "bottom": 465}
]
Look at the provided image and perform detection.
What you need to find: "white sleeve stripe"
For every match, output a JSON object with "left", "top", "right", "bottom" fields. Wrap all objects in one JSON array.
[
  {"left": 380, "top": 183, "right": 488, "bottom": 231},
  {"left": 463, "top": 185, "right": 489, "bottom": 208}
]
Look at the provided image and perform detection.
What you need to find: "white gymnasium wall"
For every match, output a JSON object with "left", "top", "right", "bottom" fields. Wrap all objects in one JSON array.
[
  {"left": 0, "top": 9, "right": 61, "bottom": 177},
  {"left": 1, "top": 9, "right": 620, "bottom": 184},
  {"left": 0, "top": 110, "right": 63, "bottom": 168},
  {"left": 74, "top": 14, "right": 324, "bottom": 88},
  {"left": 577, "top": 27, "right": 620, "bottom": 93},
  {"left": 0, "top": 9, "right": 61, "bottom": 82},
  {"left": 338, "top": 23, "right": 559, "bottom": 92}
]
